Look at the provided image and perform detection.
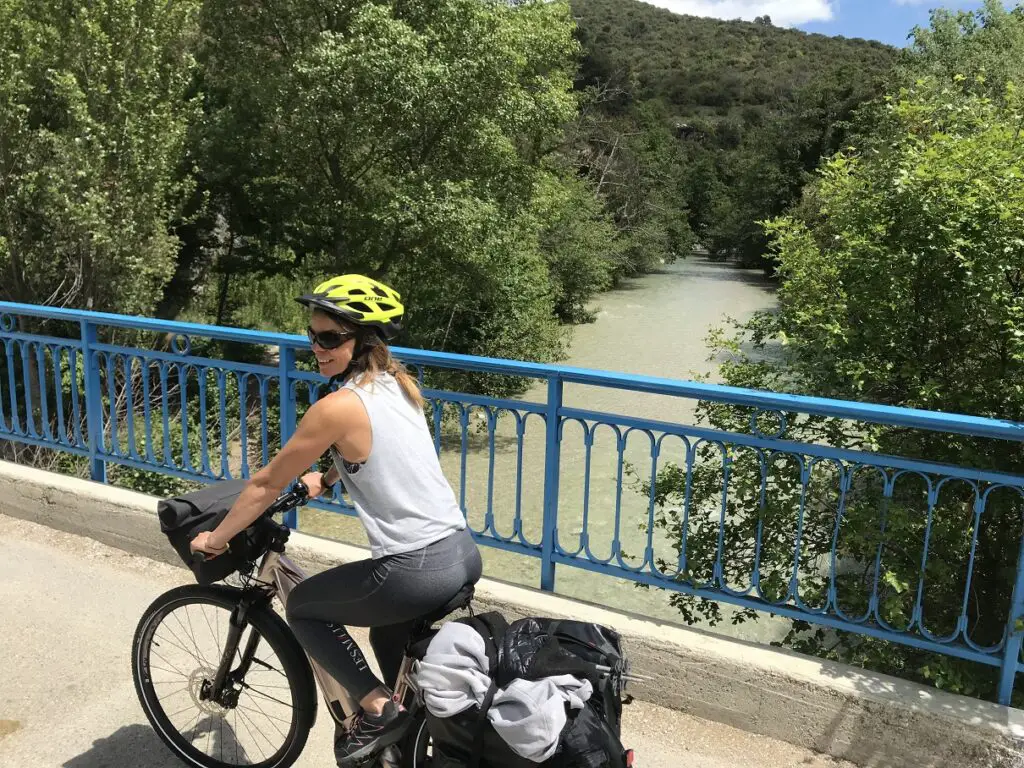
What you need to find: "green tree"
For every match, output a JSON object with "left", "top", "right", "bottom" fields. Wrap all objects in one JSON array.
[
  {"left": 565, "top": 94, "right": 695, "bottom": 277},
  {"left": 900, "top": 0, "right": 1024, "bottom": 103},
  {"left": 533, "top": 170, "right": 622, "bottom": 323},
  {"left": 643, "top": 3, "right": 1024, "bottom": 700},
  {"left": 0, "top": 0, "right": 201, "bottom": 314},
  {"left": 188, "top": 0, "right": 581, "bottom": 375}
]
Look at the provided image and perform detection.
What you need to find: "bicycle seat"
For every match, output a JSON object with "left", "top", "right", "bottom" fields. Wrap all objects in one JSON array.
[{"left": 416, "top": 582, "right": 475, "bottom": 627}]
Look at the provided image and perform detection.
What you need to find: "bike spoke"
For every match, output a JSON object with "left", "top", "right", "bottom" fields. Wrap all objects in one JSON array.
[
  {"left": 172, "top": 610, "right": 210, "bottom": 669},
  {"left": 233, "top": 709, "right": 241, "bottom": 765},
  {"left": 236, "top": 704, "right": 291, "bottom": 726},
  {"left": 184, "top": 607, "right": 214, "bottom": 668},
  {"left": 152, "top": 684, "right": 190, "bottom": 699},
  {"left": 170, "top": 611, "right": 200, "bottom": 661},
  {"left": 237, "top": 701, "right": 289, "bottom": 744},
  {"left": 250, "top": 655, "right": 286, "bottom": 677},
  {"left": 238, "top": 682, "right": 291, "bottom": 690},
  {"left": 167, "top": 702, "right": 199, "bottom": 721},
  {"left": 154, "top": 631, "right": 207, "bottom": 667},
  {"left": 191, "top": 715, "right": 203, "bottom": 746},
  {"left": 234, "top": 707, "right": 271, "bottom": 761},
  {"left": 168, "top": 708, "right": 196, "bottom": 741},
  {"left": 241, "top": 682, "right": 294, "bottom": 709},
  {"left": 150, "top": 648, "right": 190, "bottom": 679},
  {"left": 225, "top": 688, "right": 282, "bottom": 764},
  {"left": 149, "top": 664, "right": 185, "bottom": 678},
  {"left": 157, "top": 614, "right": 194, "bottom": 654},
  {"left": 201, "top": 604, "right": 223, "bottom": 663}
]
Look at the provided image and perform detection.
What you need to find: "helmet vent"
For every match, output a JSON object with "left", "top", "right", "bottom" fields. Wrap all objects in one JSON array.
[
  {"left": 372, "top": 286, "right": 388, "bottom": 298},
  {"left": 347, "top": 301, "right": 372, "bottom": 313},
  {"left": 350, "top": 288, "right": 366, "bottom": 296},
  {"left": 377, "top": 302, "right": 395, "bottom": 311}
]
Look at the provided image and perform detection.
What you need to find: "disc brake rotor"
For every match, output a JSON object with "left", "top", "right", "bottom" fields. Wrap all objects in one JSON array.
[{"left": 189, "top": 667, "right": 231, "bottom": 717}]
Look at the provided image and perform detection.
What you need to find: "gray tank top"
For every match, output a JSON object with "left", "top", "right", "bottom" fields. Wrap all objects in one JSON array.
[{"left": 330, "top": 372, "right": 466, "bottom": 558}]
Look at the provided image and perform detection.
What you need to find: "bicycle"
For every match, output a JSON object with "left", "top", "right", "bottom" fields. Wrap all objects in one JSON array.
[{"left": 131, "top": 482, "right": 473, "bottom": 768}]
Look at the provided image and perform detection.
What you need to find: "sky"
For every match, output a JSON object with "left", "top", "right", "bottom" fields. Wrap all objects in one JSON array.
[{"left": 635, "top": 1, "right": 1004, "bottom": 47}]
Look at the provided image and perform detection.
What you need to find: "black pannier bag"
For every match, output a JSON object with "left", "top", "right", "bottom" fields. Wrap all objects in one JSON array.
[
  {"left": 498, "top": 617, "right": 627, "bottom": 740},
  {"left": 414, "top": 612, "right": 632, "bottom": 768},
  {"left": 157, "top": 479, "right": 270, "bottom": 585}
]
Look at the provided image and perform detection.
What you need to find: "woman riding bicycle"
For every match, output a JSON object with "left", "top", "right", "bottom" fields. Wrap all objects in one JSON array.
[{"left": 189, "top": 274, "right": 483, "bottom": 766}]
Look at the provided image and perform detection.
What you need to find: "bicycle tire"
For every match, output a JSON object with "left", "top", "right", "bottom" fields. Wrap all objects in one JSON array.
[{"left": 132, "top": 584, "right": 317, "bottom": 768}]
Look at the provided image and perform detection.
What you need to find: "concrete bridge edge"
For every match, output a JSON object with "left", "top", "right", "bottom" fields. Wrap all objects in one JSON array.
[{"left": 1, "top": 460, "right": 1021, "bottom": 768}]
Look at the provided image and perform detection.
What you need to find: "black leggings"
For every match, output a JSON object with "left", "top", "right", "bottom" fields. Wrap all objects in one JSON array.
[{"left": 285, "top": 526, "right": 482, "bottom": 702}]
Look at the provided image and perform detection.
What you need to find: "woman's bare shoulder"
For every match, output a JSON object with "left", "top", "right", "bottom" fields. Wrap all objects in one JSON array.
[{"left": 317, "top": 387, "right": 362, "bottom": 414}]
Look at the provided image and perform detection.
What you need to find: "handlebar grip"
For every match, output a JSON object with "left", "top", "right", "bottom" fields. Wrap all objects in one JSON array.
[
  {"left": 267, "top": 484, "right": 309, "bottom": 516},
  {"left": 191, "top": 551, "right": 208, "bottom": 566}
]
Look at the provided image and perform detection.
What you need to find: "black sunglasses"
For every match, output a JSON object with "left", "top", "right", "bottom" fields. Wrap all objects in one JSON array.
[{"left": 307, "top": 327, "right": 356, "bottom": 349}]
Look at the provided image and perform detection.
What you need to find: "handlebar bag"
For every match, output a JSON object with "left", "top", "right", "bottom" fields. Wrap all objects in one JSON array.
[{"left": 158, "top": 479, "right": 266, "bottom": 585}]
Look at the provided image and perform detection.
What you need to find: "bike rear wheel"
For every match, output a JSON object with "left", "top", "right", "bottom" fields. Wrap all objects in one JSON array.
[{"left": 132, "top": 584, "right": 317, "bottom": 768}]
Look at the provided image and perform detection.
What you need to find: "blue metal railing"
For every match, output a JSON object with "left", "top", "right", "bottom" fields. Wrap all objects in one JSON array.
[{"left": 3, "top": 300, "right": 1024, "bottom": 705}]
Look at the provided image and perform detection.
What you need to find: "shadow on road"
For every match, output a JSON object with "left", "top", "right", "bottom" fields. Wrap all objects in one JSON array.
[
  {"left": 64, "top": 718, "right": 258, "bottom": 768},
  {"left": 63, "top": 725, "right": 180, "bottom": 768}
]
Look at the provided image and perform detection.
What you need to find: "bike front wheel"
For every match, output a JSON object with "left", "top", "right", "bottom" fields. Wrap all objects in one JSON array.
[{"left": 132, "top": 584, "right": 317, "bottom": 768}]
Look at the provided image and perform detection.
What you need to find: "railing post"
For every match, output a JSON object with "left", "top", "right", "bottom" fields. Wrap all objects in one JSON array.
[
  {"left": 279, "top": 344, "right": 298, "bottom": 529},
  {"left": 540, "top": 374, "right": 562, "bottom": 591},
  {"left": 998, "top": 533, "right": 1024, "bottom": 705},
  {"left": 80, "top": 320, "right": 106, "bottom": 483}
]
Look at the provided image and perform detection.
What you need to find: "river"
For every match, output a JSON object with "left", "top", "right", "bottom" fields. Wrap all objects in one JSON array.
[{"left": 302, "top": 255, "right": 785, "bottom": 642}]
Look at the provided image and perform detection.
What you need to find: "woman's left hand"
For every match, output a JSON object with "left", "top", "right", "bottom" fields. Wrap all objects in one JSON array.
[
  {"left": 190, "top": 531, "right": 229, "bottom": 559},
  {"left": 300, "top": 471, "right": 326, "bottom": 498}
]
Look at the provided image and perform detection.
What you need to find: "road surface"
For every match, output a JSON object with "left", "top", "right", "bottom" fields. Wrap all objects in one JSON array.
[{"left": 0, "top": 513, "right": 852, "bottom": 768}]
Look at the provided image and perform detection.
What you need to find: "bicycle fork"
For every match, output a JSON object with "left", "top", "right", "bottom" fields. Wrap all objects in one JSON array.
[{"left": 207, "top": 603, "right": 261, "bottom": 708}]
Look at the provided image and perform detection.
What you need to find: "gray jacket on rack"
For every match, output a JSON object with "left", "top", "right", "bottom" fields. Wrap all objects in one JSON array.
[{"left": 413, "top": 621, "right": 593, "bottom": 762}]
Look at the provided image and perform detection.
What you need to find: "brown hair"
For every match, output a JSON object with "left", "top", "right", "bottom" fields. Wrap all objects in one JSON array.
[{"left": 352, "top": 343, "right": 424, "bottom": 409}]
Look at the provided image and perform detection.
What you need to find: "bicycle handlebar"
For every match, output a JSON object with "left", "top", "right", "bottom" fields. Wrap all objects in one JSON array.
[{"left": 265, "top": 482, "right": 311, "bottom": 517}]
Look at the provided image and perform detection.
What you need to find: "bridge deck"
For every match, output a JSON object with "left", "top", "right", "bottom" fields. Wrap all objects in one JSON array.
[{"left": 0, "top": 514, "right": 852, "bottom": 768}]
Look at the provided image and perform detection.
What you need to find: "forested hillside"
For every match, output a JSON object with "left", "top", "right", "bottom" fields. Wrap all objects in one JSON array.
[{"left": 569, "top": 0, "right": 897, "bottom": 269}]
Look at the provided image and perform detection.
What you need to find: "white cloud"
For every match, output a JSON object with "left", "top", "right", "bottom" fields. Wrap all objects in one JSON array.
[{"left": 634, "top": 0, "right": 837, "bottom": 27}]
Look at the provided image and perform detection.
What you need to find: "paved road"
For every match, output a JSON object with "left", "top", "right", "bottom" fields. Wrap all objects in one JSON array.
[{"left": 0, "top": 514, "right": 852, "bottom": 768}]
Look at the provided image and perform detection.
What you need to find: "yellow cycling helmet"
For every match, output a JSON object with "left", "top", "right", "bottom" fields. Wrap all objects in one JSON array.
[{"left": 295, "top": 274, "right": 404, "bottom": 342}]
